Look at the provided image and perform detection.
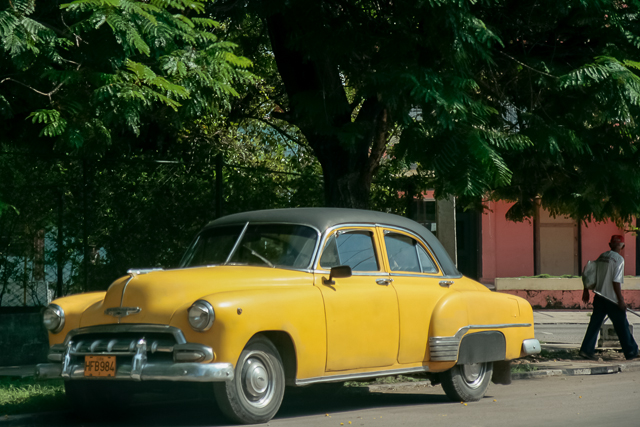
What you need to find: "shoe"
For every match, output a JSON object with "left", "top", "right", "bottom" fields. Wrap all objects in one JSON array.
[
  {"left": 579, "top": 351, "right": 598, "bottom": 361},
  {"left": 625, "top": 353, "right": 639, "bottom": 361}
]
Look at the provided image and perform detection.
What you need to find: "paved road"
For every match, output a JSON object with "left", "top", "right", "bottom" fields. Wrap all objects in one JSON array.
[{"left": 4, "top": 371, "right": 640, "bottom": 427}]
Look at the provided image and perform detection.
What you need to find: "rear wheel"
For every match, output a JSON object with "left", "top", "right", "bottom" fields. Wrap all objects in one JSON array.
[
  {"left": 441, "top": 362, "right": 492, "bottom": 402},
  {"left": 213, "top": 335, "right": 285, "bottom": 424}
]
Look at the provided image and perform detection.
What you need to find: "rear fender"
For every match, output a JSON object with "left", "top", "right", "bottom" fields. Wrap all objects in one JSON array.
[{"left": 429, "top": 291, "right": 535, "bottom": 365}]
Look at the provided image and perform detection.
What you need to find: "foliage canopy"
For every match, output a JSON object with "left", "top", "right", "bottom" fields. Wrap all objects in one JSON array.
[
  {"left": 4, "top": 1, "right": 640, "bottom": 225},
  {"left": 0, "top": 0, "right": 251, "bottom": 152},
  {"left": 213, "top": 0, "right": 640, "bottom": 224}
]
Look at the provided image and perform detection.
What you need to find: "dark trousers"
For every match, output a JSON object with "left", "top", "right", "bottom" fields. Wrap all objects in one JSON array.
[{"left": 580, "top": 295, "right": 639, "bottom": 359}]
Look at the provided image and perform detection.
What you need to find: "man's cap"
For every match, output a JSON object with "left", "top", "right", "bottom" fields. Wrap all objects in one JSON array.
[{"left": 610, "top": 235, "right": 625, "bottom": 245}]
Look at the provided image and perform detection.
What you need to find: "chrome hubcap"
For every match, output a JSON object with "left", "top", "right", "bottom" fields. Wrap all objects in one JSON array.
[
  {"left": 241, "top": 353, "right": 273, "bottom": 408},
  {"left": 245, "top": 359, "right": 268, "bottom": 396},
  {"left": 461, "top": 363, "right": 485, "bottom": 388}
]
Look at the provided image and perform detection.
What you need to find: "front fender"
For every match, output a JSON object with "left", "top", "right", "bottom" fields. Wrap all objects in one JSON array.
[
  {"left": 169, "top": 285, "right": 327, "bottom": 380},
  {"left": 46, "top": 292, "right": 108, "bottom": 345}
]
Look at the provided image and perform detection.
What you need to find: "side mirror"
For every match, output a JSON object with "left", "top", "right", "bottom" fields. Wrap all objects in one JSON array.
[{"left": 323, "top": 265, "right": 352, "bottom": 285}]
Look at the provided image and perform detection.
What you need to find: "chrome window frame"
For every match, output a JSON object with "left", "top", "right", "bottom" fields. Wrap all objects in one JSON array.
[
  {"left": 378, "top": 224, "right": 445, "bottom": 277},
  {"left": 314, "top": 224, "right": 384, "bottom": 274}
]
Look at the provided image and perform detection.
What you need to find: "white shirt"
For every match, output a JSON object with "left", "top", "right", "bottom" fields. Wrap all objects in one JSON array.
[{"left": 594, "top": 250, "right": 625, "bottom": 304}]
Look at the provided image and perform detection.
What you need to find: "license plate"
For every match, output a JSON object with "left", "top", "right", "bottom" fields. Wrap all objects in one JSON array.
[{"left": 84, "top": 355, "right": 116, "bottom": 377}]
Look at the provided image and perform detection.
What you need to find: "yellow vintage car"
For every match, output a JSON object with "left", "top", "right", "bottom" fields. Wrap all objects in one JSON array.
[{"left": 37, "top": 208, "right": 540, "bottom": 424}]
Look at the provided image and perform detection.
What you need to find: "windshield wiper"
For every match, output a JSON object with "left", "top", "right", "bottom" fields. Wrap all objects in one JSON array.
[{"left": 243, "top": 245, "right": 275, "bottom": 268}]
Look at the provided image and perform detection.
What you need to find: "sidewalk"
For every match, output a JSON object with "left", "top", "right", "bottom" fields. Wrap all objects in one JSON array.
[
  {"left": 2, "top": 310, "right": 639, "bottom": 380},
  {"left": 534, "top": 309, "right": 640, "bottom": 325}
]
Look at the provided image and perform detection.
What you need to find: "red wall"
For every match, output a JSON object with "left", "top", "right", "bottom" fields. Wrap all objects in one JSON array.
[
  {"left": 480, "top": 201, "right": 636, "bottom": 282},
  {"left": 480, "top": 201, "right": 534, "bottom": 283},
  {"left": 581, "top": 220, "right": 636, "bottom": 276}
]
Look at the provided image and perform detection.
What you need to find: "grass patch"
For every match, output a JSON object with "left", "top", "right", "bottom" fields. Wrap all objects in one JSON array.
[
  {"left": 511, "top": 364, "right": 538, "bottom": 373},
  {"left": 0, "top": 377, "right": 66, "bottom": 416}
]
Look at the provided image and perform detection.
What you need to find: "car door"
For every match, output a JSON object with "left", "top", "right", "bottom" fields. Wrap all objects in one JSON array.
[
  {"left": 377, "top": 227, "right": 454, "bottom": 364},
  {"left": 314, "top": 227, "right": 400, "bottom": 372}
]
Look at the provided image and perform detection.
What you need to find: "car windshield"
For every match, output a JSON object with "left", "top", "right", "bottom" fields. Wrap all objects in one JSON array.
[{"left": 180, "top": 223, "right": 318, "bottom": 269}]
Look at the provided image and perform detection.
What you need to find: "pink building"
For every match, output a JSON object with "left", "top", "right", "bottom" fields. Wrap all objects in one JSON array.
[
  {"left": 410, "top": 197, "right": 640, "bottom": 309},
  {"left": 480, "top": 200, "right": 636, "bottom": 282}
]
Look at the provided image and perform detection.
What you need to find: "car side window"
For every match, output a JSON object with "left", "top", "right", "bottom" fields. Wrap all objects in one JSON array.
[
  {"left": 320, "top": 230, "right": 379, "bottom": 271},
  {"left": 417, "top": 244, "right": 438, "bottom": 273},
  {"left": 385, "top": 232, "right": 438, "bottom": 273},
  {"left": 384, "top": 234, "right": 420, "bottom": 272}
]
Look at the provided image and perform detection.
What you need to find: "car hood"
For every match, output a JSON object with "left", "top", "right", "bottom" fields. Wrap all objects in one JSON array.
[{"left": 79, "top": 266, "right": 313, "bottom": 327}]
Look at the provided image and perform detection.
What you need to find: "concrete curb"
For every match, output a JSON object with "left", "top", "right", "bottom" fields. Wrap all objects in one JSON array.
[{"left": 512, "top": 361, "right": 640, "bottom": 380}]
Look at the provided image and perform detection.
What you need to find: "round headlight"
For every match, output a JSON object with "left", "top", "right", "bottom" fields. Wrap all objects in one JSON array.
[
  {"left": 43, "top": 304, "right": 65, "bottom": 333},
  {"left": 188, "top": 300, "right": 215, "bottom": 332}
]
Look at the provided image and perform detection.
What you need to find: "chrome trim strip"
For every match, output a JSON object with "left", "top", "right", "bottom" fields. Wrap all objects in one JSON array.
[
  {"left": 62, "top": 324, "right": 188, "bottom": 345},
  {"left": 225, "top": 221, "right": 250, "bottom": 264},
  {"left": 314, "top": 270, "right": 390, "bottom": 277},
  {"left": 391, "top": 271, "right": 444, "bottom": 279},
  {"left": 295, "top": 366, "right": 429, "bottom": 386},
  {"left": 119, "top": 275, "right": 136, "bottom": 307},
  {"left": 455, "top": 323, "right": 532, "bottom": 339},
  {"left": 36, "top": 362, "right": 234, "bottom": 382},
  {"left": 127, "top": 268, "right": 163, "bottom": 275}
]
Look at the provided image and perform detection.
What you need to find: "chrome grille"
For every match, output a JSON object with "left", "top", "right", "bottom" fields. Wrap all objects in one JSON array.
[
  {"left": 70, "top": 336, "right": 174, "bottom": 356},
  {"left": 48, "top": 325, "right": 213, "bottom": 365}
]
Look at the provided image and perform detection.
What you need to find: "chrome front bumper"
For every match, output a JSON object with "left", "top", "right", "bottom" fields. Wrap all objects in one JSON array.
[
  {"left": 36, "top": 361, "right": 234, "bottom": 382},
  {"left": 37, "top": 324, "right": 234, "bottom": 382}
]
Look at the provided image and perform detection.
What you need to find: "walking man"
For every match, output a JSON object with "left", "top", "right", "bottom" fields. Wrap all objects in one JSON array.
[{"left": 580, "top": 235, "right": 638, "bottom": 360}]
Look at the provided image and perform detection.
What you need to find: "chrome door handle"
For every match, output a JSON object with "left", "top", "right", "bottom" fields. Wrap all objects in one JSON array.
[
  {"left": 439, "top": 280, "right": 454, "bottom": 288},
  {"left": 376, "top": 278, "right": 394, "bottom": 286}
]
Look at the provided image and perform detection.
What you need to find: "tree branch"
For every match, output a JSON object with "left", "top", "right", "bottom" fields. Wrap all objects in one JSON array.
[
  {"left": 249, "top": 116, "right": 306, "bottom": 151},
  {"left": 1, "top": 62, "right": 82, "bottom": 102},
  {"left": 0, "top": 78, "right": 60, "bottom": 101},
  {"left": 498, "top": 51, "right": 558, "bottom": 79}
]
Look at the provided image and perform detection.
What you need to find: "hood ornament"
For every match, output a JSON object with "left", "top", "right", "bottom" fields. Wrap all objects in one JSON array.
[{"left": 105, "top": 307, "right": 141, "bottom": 318}]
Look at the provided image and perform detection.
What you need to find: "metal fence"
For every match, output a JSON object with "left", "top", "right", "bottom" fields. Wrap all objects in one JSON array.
[{"left": 0, "top": 151, "right": 324, "bottom": 307}]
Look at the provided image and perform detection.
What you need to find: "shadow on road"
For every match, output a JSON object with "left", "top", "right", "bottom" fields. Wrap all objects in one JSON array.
[{"left": 2, "top": 386, "right": 457, "bottom": 426}]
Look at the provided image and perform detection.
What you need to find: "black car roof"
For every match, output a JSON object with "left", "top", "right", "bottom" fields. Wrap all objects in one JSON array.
[{"left": 205, "top": 208, "right": 460, "bottom": 277}]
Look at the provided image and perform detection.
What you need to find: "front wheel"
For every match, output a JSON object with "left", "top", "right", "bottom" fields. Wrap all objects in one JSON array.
[
  {"left": 213, "top": 335, "right": 285, "bottom": 424},
  {"left": 441, "top": 362, "right": 493, "bottom": 402}
]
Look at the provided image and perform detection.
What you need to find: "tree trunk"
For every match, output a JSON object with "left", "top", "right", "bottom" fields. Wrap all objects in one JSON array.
[
  {"left": 308, "top": 135, "right": 373, "bottom": 209},
  {"left": 266, "top": 12, "right": 389, "bottom": 209}
]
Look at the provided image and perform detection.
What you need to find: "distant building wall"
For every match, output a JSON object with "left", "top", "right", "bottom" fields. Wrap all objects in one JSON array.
[
  {"left": 480, "top": 201, "right": 534, "bottom": 283},
  {"left": 581, "top": 220, "right": 636, "bottom": 276},
  {"left": 480, "top": 200, "right": 636, "bottom": 283}
]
